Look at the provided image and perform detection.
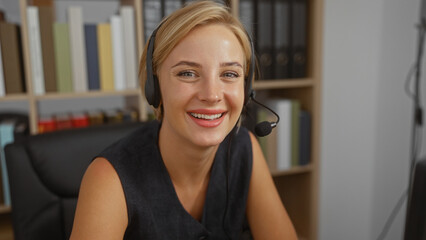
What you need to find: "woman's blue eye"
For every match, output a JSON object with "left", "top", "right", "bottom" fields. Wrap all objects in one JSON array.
[
  {"left": 178, "top": 71, "right": 196, "bottom": 77},
  {"left": 223, "top": 72, "right": 239, "bottom": 78}
]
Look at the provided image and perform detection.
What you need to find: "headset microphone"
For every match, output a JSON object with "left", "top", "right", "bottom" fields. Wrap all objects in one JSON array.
[{"left": 250, "top": 93, "right": 280, "bottom": 137}]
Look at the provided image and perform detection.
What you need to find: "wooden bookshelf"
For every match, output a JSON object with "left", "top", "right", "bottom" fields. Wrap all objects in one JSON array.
[
  {"left": 253, "top": 78, "right": 314, "bottom": 90},
  {"left": 17, "top": 0, "right": 147, "bottom": 135},
  {"left": 234, "top": 0, "right": 324, "bottom": 238}
]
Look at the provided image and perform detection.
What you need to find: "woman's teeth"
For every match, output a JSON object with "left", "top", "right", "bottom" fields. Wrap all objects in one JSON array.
[{"left": 190, "top": 113, "right": 223, "bottom": 120}]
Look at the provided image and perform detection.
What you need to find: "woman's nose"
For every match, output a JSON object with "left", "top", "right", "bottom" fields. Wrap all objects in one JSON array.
[{"left": 197, "top": 74, "right": 223, "bottom": 104}]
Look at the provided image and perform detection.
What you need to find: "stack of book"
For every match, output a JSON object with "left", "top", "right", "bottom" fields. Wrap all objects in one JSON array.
[
  {"left": 37, "top": 108, "right": 139, "bottom": 134},
  {"left": 257, "top": 99, "right": 311, "bottom": 171},
  {"left": 26, "top": 4, "right": 139, "bottom": 95}
]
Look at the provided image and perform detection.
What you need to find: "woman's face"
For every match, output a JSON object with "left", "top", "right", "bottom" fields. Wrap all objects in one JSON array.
[{"left": 158, "top": 24, "right": 245, "bottom": 148}]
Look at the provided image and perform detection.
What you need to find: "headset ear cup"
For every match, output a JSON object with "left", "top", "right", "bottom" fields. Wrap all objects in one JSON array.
[
  {"left": 145, "top": 74, "right": 161, "bottom": 108},
  {"left": 152, "top": 75, "right": 161, "bottom": 108}
]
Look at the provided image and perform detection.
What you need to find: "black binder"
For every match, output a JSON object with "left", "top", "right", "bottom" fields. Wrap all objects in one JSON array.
[
  {"left": 256, "top": 0, "right": 274, "bottom": 80},
  {"left": 239, "top": 0, "right": 255, "bottom": 37},
  {"left": 290, "top": 0, "right": 307, "bottom": 78},
  {"left": 274, "top": 0, "right": 290, "bottom": 79}
]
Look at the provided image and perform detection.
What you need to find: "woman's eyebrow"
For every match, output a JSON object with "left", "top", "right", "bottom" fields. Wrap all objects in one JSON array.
[
  {"left": 220, "top": 62, "right": 243, "bottom": 68},
  {"left": 171, "top": 61, "right": 201, "bottom": 68}
]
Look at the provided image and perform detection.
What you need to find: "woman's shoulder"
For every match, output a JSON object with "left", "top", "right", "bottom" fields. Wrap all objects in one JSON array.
[{"left": 71, "top": 157, "right": 128, "bottom": 239}]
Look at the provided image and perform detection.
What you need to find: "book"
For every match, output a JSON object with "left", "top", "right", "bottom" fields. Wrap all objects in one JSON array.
[
  {"left": 143, "top": 0, "right": 162, "bottom": 42},
  {"left": 290, "top": 0, "right": 307, "bottom": 78},
  {"left": 122, "top": 108, "right": 139, "bottom": 122},
  {"left": 70, "top": 112, "right": 89, "bottom": 128},
  {"left": 110, "top": 15, "right": 126, "bottom": 91},
  {"left": 291, "top": 100, "right": 300, "bottom": 166},
  {"left": 0, "top": 40, "right": 5, "bottom": 96},
  {"left": 299, "top": 110, "right": 311, "bottom": 165},
  {"left": 274, "top": 0, "right": 290, "bottom": 79},
  {"left": 120, "top": 6, "right": 138, "bottom": 89},
  {"left": 239, "top": 0, "right": 254, "bottom": 37},
  {"left": 84, "top": 24, "right": 100, "bottom": 90},
  {"left": 269, "top": 99, "right": 292, "bottom": 170},
  {"left": 0, "top": 22, "right": 25, "bottom": 94},
  {"left": 27, "top": 6, "right": 45, "bottom": 95},
  {"left": 87, "top": 110, "right": 104, "bottom": 126},
  {"left": 97, "top": 23, "right": 115, "bottom": 91},
  {"left": 53, "top": 23, "right": 73, "bottom": 92},
  {"left": 164, "top": 0, "right": 182, "bottom": 17},
  {"left": 54, "top": 113, "right": 72, "bottom": 130},
  {"left": 68, "top": 6, "right": 88, "bottom": 92},
  {"left": 38, "top": 6, "right": 57, "bottom": 92},
  {"left": 103, "top": 109, "right": 123, "bottom": 124},
  {"left": 0, "top": 121, "right": 16, "bottom": 206},
  {"left": 257, "top": 0, "right": 274, "bottom": 80},
  {"left": 38, "top": 115, "right": 56, "bottom": 133}
]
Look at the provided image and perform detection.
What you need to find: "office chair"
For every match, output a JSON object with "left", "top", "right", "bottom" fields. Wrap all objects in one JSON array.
[{"left": 5, "top": 122, "right": 144, "bottom": 240}]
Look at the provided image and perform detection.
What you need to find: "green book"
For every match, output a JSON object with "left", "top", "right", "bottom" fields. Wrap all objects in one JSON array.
[
  {"left": 256, "top": 108, "right": 269, "bottom": 159},
  {"left": 53, "top": 23, "right": 73, "bottom": 93},
  {"left": 291, "top": 100, "right": 300, "bottom": 167}
]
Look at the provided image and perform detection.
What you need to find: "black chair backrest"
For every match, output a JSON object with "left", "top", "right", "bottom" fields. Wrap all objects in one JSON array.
[
  {"left": 404, "top": 157, "right": 426, "bottom": 240},
  {"left": 5, "top": 122, "right": 144, "bottom": 240}
]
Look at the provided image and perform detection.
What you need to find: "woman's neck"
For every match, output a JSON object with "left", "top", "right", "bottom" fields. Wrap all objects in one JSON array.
[{"left": 158, "top": 123, "right": 219, "bottom": 189}]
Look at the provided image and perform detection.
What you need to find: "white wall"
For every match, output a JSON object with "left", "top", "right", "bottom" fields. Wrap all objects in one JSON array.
[{"left": 320, "top": 0, "right": 422, "bottom": 239}]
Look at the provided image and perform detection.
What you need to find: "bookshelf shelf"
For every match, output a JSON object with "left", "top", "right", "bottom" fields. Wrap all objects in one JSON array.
[
  {"left": 34, "top": 89, "right": 141, "bottom": 100},
  {"left": 271, "top": 164, "right": 313, "bottom": 177},
  {"left": 253, "top": 79, "right": 314, "bottom": 90},
  {"left": 0, "top": 94, "right": 29, "bottom": 102}
]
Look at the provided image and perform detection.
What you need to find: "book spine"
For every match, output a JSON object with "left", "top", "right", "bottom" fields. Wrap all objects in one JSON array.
[
  {"left": 291, "top": 100, "right": 300, "bottom": 167},
  {"left": 275, "top": 0, "right": 290, "bottom": 79},
  {"left": 143, "top": 0, "right": 162, "bottom": 42},
  {"left": 53, "top": 23, "right": 73, "bottom": 92},
  {"left": 257, "top": 0, "right": 274, "bottom": 80},
  {"left": 84, "top": 24, "right": 100, "bottom": 91},
  {"left": 110, "top": 15, "right": 126, "bottom": 91},
  {"left": 270, "top": 99, "right": 292, "bottom": 170},
  {"left": 290, "top": 0, "right": 307, "bottom": 78},
  {"left": 0, "top": 122, "right": 16, "bottom": 206},
  {"left": 0, "top": 40, "right": 5, "bottom": 97},
  {"left": 239, "top": 0, "right": 254, "bottom": 38},
  {"left": 27, "top": 6, "right": 45, "bottom": 95},
  {"left": 68, "top": 6, "right": 88, "bottom": 92},
  {"left": 97, "top": 24, "right": 114, "bottom": 91},
  {"left": 120, "top": 6, "right": 138, "bottom": 89},
  {"left": 164, "top": 0, "right": 182, "bottom": 17},
  {"left": 0, "top": 23, "right": 25, "bottom": 94},
  {"left": 38, "top": 6, "right": 57, "bottom": 92},
  {"left": 299, "top": 110, "right": 311, "bottom": 165}
]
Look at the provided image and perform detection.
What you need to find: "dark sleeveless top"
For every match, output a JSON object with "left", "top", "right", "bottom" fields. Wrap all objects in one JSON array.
[{"left": 98, "top": 120, "right": 253, "bottom": 240}]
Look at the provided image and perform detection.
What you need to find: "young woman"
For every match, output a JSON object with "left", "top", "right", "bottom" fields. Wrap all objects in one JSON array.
[{"left": 70, "top": 1, "right": 297, "bottom": 239}]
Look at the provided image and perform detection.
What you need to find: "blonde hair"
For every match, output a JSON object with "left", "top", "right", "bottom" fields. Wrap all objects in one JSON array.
[{"left": 139, "top": 0, "right": 253, "bottom": 119}]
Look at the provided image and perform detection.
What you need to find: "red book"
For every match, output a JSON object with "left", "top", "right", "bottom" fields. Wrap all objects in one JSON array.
[
  {"left": 55, "top": 113, "right": 72, "bottom": 130},
  {"left": 71, "top": 112, "right": 89, "bottom": 128},
  {"left": 38, "top": 115, "right": 56, "bottom": 133}
]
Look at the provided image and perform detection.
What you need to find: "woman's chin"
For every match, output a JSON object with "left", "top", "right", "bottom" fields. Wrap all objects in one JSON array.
[{"left": 190, "top": 132, "right": 227, "bottom": 148}]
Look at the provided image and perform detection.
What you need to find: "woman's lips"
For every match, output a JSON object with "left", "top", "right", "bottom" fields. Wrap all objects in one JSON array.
[{"left": 187, "top": 109, "right": 227, "bottom": 128}]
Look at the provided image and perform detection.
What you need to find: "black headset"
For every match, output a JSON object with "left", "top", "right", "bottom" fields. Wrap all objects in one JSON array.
[{"left": 144, "top": 23, "right": 255, "bottom": 109}]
